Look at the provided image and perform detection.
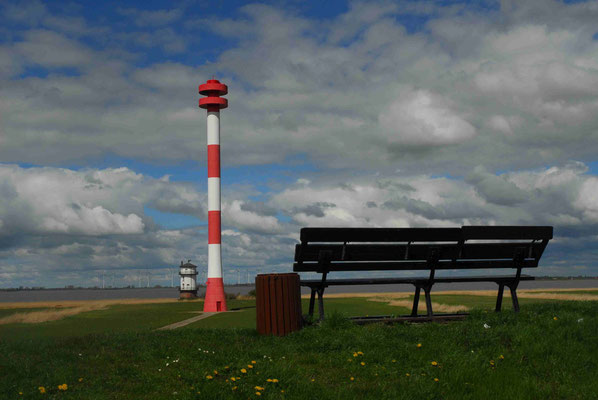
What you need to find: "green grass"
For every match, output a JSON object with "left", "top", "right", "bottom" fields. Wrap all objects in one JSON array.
[
  {"left": 0, "top": 307, "right": 52, "bottom": 319},
  {"left": 1, "top": 297, "right": 598, "bottom": 399},
  {"left": 0, "top": 301, "right": 203, "bottom": 340}
]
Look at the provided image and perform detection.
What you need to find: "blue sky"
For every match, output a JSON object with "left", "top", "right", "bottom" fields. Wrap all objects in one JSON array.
[{"left": 1, "top": 0, "right": 598, "bottom": 288}]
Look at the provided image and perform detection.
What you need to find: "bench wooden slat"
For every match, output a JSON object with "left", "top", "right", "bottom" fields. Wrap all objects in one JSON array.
[
  {"left": 294, "top": 259, "right": 538, "bottom": 272},
  {"left": 300, "top": 227, "right": 463, "bottom": 243},
  {"left": 295, "top": 242, "right": 546, "bottom": 262},
  {"left": 462, "top": 226, "right": 553, "bottom": 240},
  {"left": 300, "top": 274, "right": 535, "bottom": 287}
]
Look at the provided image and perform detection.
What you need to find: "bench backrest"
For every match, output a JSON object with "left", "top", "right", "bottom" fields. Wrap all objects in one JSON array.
[{"left": 294, "top": 226, "right": 553, "bottom": 273}]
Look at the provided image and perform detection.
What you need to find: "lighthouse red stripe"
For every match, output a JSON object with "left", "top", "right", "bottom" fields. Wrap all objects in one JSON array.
[
  {"left": 207, "top": 145, "right": 220, "bottom": 178},
  {"left": 208, "top": 210, "right": 221, "bottom": 244}
]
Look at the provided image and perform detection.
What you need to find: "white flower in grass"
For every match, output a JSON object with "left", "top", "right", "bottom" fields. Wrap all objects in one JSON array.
[
  {"left": 483, "top": 323, "right": 491, "bottom": 329},
  {"left": 578, "top": 318, "right": 584, "bottom": 323}
]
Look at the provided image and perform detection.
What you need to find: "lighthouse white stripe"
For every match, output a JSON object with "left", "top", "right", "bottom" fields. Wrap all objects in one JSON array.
[
  {"left": 207, "top": 112, "right": 220, "bottom": 145},
  {"left": 208, "top": 178, "right": 220, "bottom": 211},
  {"left": 207, "top": 244, "right": 222, "bottom": 278}
]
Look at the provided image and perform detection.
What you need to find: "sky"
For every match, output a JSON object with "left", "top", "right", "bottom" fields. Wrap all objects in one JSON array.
[{"left": 1, "top": 0, "right": 598, "bottom": 288}]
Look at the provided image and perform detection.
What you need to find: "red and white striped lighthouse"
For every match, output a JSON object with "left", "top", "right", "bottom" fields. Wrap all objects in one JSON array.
[{"left": 199, "top": 79, "right": 228, "bottom": 312}]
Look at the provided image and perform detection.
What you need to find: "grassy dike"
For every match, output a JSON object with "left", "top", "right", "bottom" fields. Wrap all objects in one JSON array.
[{"left": 1, "top": 300, "right": 597, "bottom": 399}]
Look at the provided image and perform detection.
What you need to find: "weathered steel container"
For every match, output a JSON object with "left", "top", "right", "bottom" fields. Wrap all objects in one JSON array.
[{"left": 256, "top": 273, "right": 302, "bottom": 336}]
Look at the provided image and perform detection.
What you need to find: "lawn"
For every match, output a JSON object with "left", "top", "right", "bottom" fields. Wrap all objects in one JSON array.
[{"left": 1, "top": 294, "right": 598, "bottom": 399}]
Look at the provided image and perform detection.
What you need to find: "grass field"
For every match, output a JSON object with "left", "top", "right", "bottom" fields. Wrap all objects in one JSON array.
[{"left": 1, "top": 293, "right": 597, "bottom": 399}]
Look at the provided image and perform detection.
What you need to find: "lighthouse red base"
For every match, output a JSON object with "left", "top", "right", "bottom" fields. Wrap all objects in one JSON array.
[{"left": 203, "top": 277, "right": 228, "bottom": 312}]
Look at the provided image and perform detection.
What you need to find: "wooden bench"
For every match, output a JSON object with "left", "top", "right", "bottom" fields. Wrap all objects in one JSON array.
[{"left": 293, "top": 226, "right": 553, "bottom": 321}]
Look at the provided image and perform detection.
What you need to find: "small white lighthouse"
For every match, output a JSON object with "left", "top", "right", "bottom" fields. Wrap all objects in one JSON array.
[{"left": 179, "top": 260, "right": 198, "bottom": 299}]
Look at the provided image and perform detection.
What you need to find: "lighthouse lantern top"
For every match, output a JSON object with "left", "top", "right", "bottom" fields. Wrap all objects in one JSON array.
[{"left": 199, "top": 79, "right": 228, "bottom": 96}]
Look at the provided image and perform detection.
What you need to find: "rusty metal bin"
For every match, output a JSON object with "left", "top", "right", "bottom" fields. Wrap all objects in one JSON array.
[{"left": 256, "top": 273, "right": 303, "bottom": 336}]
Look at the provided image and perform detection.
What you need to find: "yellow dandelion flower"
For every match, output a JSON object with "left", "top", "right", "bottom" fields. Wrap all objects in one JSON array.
[
  {"left": 392, "top": 359, "right": 396, "bottom": 363},
  {"left": 553, "top": 316, "right": 558, "bottom": 320},
  {"left": 256, "top": 391, "right": 262, "bottom": 396},
  {"left": 214, "top": 370, "right": 218, "bottom": 375},
  {"left": 78, "top": 377, "right": 83, "bottom": 382},
  {"left": 58, "top": 384, "right": 68, "bottom": 391},
  {"left": 490, "top": 360, "right": 495, "bottom": 366},
  {"left": 417, "top": 343, "right": 422, "bottom": 348},
  {"left": 357, "top": 351, "right": 364, "bottom": 355},
  {"left": 225, "top": 365, "right": 230, "bottom": 370},
  {"left": 266, "top": 379, "right": 272, "bottom": 382},
  {"left": 272, "top": 379, "right": 279, "bottom": 383},
  {"left": 251, "top": 360, "right": 257, "bottom": 364},
  {"left": 406, "top": 373, "right": 410, "bottom": 377},
  {"left": 431, "top": 361, "right": 438, "bottom": 366},
  {"left": 206, "top": 375, "right": 213, "bottom": 380},
  {"left": 499, "top": 355, "right": 505, "bottom": 360},
  {"left": 247, "top": 364, "right": 254, "bottom": 369},
  {"left": 353, "top": 352, "right": 358, "bottom": 357},
  {"left": 241, "top": 368, "right": 247, "bottom": 374},
  {"left": 434, "top": 378, "right": 439, "bottom": 382},
  {"left": 226, "top": 379, "right": 229, "bottom": 383},
  {"left": 360, "top": 361, "right": 365, "bottom": 366},
  {"left": 232, "top": 386, "right": 238, "bottom": 391},
  {"left": 311, "top": 378, "right": 315, "bottom": 382},
  {"left": 231, "top": 377, "right": 236, "bottom": 382},
  {"left": 19, "top": 392, "right": 23, "bottom": 395},
  {"left": 281, "top": 390, "right": 285, "bottom": 393},
  {"left": 350, "top": 377, "right": 355, "bottom": 381},
  {"left": 38, "top": 386, "right": 46, "bottom": 394}
]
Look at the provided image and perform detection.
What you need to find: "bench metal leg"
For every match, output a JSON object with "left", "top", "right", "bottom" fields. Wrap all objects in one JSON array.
[
  {"left": 411, "top": 286, "right": 421, "bottom": 317},
  {"left": 424, "top": 286, "right": 433, "bottom": 317},
  {"left": 317, "top": 288, "right": 325, "bottom": 321},
  {"left": 495, "top": 284, "right": 505, "bottom": 312},
  {"left": 509, "top": 285, "right": 520, "bottom": 312},
  {"left": 308, "top": 289, "right": 316, "bottom": 318}
]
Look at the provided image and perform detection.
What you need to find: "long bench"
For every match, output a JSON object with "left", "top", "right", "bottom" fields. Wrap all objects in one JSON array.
[{"left": 293, "top": 226, "right": 553, "bottom": 321}]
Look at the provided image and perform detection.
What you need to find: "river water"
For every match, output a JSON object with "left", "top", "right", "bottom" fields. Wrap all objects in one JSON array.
[{"left": 1, "top": 279, "right": 597, "bottom": 303}]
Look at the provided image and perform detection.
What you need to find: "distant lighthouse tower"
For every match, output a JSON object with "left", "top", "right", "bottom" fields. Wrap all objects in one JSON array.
[
  {"left": 199, "top": 79, "right": 228, "bottom": 312},
  {"left": 179, "top": 260, "right": 198, "bottom": 299}
]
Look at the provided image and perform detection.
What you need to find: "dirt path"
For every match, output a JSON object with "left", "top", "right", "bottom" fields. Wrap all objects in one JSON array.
[{"left": 156, "top": 312, "right": 217, "bottom": 330}]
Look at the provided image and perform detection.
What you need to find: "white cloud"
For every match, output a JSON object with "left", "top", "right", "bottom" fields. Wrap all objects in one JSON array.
[
  {"left": 15, "top": 29, "right": 94, "bottom": 68},
  {"left": 379, "top": 89, "right": 477, "bottom": 145}
]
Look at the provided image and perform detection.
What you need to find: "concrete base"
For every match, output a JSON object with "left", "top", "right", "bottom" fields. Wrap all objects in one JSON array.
[
  {"left": 179, "top": 291, "right": 197, "bottom": 299},
  {"left": 203, "top": 277, "right": 228, "bottom": 312}
]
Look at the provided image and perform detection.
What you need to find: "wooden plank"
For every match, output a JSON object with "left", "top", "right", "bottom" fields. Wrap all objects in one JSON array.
[
  {"left": 462, "top": 226, "right": 553, "bottom": 240},
  {"left": 295, "top": 243, "right": 546, "bottom": 262},
  {"left": 259, "top": 275, "right": 270, "bottom": 335},
  {"left": 300, "top": 227, "right": 462, "bottom": 243},
  {"left": 264, "top": 276, "right": 272, "bottom": 334},
  {"left": 269, "top": 277, "right": 277, "bottom": 335},
  {"left": 294, "top": 259, "right": 539, "bottom": 272},
  {"left": 255, "top": 275, "right": 264, "bottom": 334},
  {"left": 299, "top": 274, "right": 534, "bottom": 287},
  {"left": 275, "top": 275, "right": 285, "bottom": 335}
]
